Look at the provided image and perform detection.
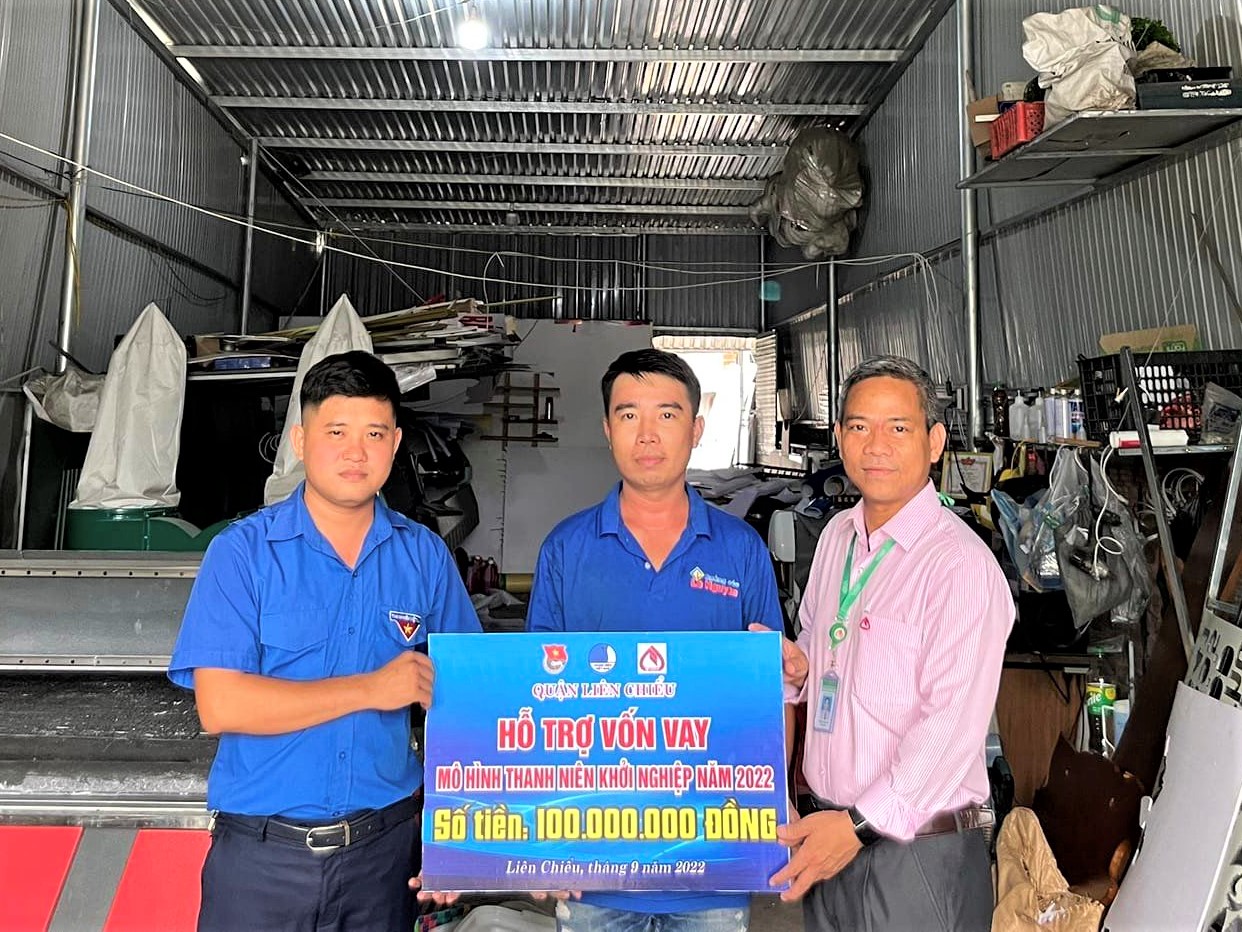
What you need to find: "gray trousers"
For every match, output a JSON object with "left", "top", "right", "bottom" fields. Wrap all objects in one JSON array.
[{"left": 802, "top": 828, "right": 992, "bottom": 932}]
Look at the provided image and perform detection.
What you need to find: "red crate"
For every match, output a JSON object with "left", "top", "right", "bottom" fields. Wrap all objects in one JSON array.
[{"left": 990, "top": 102, "right": 1046, "bottom": 159}]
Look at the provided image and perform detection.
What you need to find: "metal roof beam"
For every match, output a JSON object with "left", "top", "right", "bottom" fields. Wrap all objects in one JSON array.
[
  {"left": 302, "top": 171, "right": 766, "bottom": 191},
  {"left": 175, "top": 46, "right": 903, "bottom": 64},
  {"left": 214, "top": 97, "right": 864, "bottom": 116},
  {"left": 257, "top": 138, "right": 788, "bottom": 158},
  {"left": 311, "top": 199, "right": 753, "bottom": 216},
  {"left": 339, "top": 222, "right": 757, "bottom": 236}
]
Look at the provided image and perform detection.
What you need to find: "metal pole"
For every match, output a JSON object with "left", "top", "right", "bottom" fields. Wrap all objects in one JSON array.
[
  {"left": 319, "top": 244, "right": 329, "bottom": 315},
  {"left": 15, "top": 398, "right": 34, "bottom": 550},
  {"left": 827, "top": 259, "right": 840, "bottom": 435},
  {"left": 758, "top": 235, "right": 767, "bottom": 333},
  {"left": 1205, "top": 439, "right": 1242, "bottom": 614},
  {"left": 240, "top": 137, "right": 259, "bottom": 334},
  {"left": 958, "top": 0, "right": 982, "bottom": 443},
  {"left": 1120, "top": 347, "right": 1194, "bottom": 662},
  {"left": 55, "top": 0, "right": 101, "bottom": 375}
]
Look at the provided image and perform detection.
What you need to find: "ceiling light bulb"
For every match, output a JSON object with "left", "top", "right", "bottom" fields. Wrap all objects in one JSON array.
[{"left": 457, "top": 3, "right": 489, "bottom": 51}]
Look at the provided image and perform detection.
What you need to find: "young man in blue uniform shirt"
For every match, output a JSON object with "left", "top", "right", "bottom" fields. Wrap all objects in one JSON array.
[
  {"left": 526, "top": 349, "right": 785, "bottom": 932},
  {"left": 168, "top": 351, "right": 480, "bottom": 932}
]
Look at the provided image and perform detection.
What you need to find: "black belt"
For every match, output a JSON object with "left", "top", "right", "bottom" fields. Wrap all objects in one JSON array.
[
  {"left": 798, "top": 794, "right": 992, "bottom": 839},
  {"left": 214, "top": 792, "right": 421, "bottom": 854}
]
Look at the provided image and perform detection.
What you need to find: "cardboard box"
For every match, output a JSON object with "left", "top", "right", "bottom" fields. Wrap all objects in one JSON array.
[
  {"left": 1098, "top": 324, "right": 1200, "bottom": 354},
  {"left": 967, "top": 95, "right": 1001, "bottom": 148}
]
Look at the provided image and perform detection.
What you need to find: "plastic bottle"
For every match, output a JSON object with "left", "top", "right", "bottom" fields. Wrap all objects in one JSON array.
[
  {"left": 484, "top": 557, "right": 500, "bottom": 593},
  {"left": 1029, "top": 393, "right": 1047, "bottom": 443},
  {"left": 1054, "top": 392, "right": 1071, "bottom": 442},
  {"left": 1043, "top": 390, "right": 1060, "bottom": 440},
  {"left": 1008, "top": 395, "right": 1028, "bottom": 442},
  {"left": 992, "top": 385, "right": 1009, "bottom": 438},
  {"left": 1086, "top": 648, "right": 1117, "bottom": 757},
  {"left": 1068, "top": 390, "right": 1085, "bottom": 441}
]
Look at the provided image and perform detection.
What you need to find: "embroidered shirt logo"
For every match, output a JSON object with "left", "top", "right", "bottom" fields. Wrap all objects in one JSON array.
[
  {"left": 688, "top": 566, "right": 740, "bottom": 599},
  {"left": 389, "top": 610, "right": 422, "bottom": 642}
]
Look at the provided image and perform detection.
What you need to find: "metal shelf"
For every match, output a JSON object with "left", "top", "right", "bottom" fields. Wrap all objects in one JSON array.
[
  {"left": 958, "top": 108, "right": 1242, "bottom": 189},
  {"left": 1116, "top": 443, "right": 1235, "bottom": 457}
]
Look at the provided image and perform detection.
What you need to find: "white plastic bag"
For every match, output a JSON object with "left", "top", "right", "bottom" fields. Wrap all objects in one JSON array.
[
  {"left": 264, "top": 294, "right": 374, "bottom": 505},
  {"left": 23, "top": 366, "right": 105, "bottom": 432},
  {"left": 71, "top": 303, "right": 187, "bottom": 509},
  {"left": 1022, "top": 5, "right": 1137, "bottom": 127}
]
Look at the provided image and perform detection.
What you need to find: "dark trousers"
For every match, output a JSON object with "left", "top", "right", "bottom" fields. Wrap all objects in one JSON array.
[
  {"left": 802, "top": 829, "right": 993, "bottom": 932},
  {"left": 198, "top": 812, "right": 419, "bottom": 932}
]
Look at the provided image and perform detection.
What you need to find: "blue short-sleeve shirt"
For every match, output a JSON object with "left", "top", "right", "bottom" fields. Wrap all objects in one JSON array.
[
  {"left": 168, "top": 484, "right": 480, "bottom": 819},
  {"left": 526, "top": 483, "right": 784, "bottom": 914}
]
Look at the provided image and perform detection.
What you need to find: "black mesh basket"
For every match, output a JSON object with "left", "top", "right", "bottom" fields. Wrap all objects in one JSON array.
[{"left": 1077, "top": 350, "right": 1242, "bottom": 442}]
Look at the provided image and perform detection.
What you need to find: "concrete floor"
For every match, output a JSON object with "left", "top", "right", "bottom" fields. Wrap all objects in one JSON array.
[{"left": 750, "top": 894, "right": 804, "bottom": 931}]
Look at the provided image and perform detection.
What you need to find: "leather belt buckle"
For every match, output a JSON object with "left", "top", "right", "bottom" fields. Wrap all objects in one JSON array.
[{"left": 305, "top": 820, "right": 351, "bottom": 853}]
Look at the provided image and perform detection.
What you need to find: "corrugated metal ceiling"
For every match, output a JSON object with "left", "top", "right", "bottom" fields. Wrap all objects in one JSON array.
[{"left": 129, "top": 0, "right": 952, "bottom": 234}]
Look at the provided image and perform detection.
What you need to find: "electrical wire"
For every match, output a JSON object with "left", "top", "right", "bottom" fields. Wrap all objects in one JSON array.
[
  {"left": 2, "top": 129, "right": 897, "bottom": 295},
  {"left": 0, "top": 195, "right": 62, "bottom": 209},
  {"left": 36, "top": 144, "right": 950, "bottom": 306},
  {"left": 1160, "top": 466, "right": 1204, "bottom": 519},
  {"left": 1091, "top": 445, "right": 1126, "bottom": 575},
  {"left": 0, "top": 130, "right": 953, "bottom": 321}
]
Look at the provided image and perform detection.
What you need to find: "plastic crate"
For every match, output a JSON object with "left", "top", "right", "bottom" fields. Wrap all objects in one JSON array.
[
  {"left": 990, "top": 102, "right": 1045, "bottom": 159},
  {"left": 1076, "top": 350, "right": 1242, "bottom": 442}
]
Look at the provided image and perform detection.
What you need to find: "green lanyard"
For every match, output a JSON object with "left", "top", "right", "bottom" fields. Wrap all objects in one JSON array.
[{"left": 828, "top": 535, "right": 895, "bottom": 650}]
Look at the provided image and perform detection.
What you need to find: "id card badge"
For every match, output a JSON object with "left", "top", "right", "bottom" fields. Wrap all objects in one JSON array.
[{"left": 814, "top": 671, "right": 840, "bottom": 733}]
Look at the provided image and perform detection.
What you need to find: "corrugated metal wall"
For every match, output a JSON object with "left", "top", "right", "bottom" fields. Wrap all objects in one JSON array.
[
  {"left": 826, "top": 0, "right": 1242, "bottom": 394},
  {"left": 0, "top": 0, "right": 314, "bottom": 545},
  {"left": 90, "top": 1, "right": 243, "bottom": 281},
  {"left": 754, "top": 332, "right": 778, "bottom": 457},
  {"left": 0, "top": 0, "right": 315, "bottom": 377},
  {"left": 842, "top": 10, "right": 961, "bottom": 293},
  {"left": 787, "top": 310, "right": 833, "bottom": 424},
  {"left": 646, "top": 235, "right": 762, "bottom": 330},
  {"left": 327, "top": 231, "right": 763, "bottom": 329}
]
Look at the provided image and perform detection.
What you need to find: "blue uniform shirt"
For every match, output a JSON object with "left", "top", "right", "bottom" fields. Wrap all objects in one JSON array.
[
  {"left": 168, "top": 485, "right": 480, "bottom": 819},
  {"left": 526, "top": 483, "right": 784, "bottom": 915}
]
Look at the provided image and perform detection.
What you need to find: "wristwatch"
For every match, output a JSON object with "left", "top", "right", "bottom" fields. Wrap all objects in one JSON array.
[{"left": 846, "top": 806, "right": 881, "bottom": 846}]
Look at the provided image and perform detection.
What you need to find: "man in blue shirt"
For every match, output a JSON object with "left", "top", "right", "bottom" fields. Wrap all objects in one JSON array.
[
  {"left": 526, "top": 349, "right": 785, "bottom": 932},
  {"left": 169, "top": 351, "right": 480, "bottom": 932}
]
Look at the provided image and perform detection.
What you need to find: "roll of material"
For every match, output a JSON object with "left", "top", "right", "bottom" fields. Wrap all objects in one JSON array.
[{"left": 500, "top": 573, "right": 533, "bottom": 595}]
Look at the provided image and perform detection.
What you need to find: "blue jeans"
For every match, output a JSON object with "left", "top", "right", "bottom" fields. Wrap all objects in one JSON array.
[{"left": 555, "top": 900, "right": 749, "bottom": 932}]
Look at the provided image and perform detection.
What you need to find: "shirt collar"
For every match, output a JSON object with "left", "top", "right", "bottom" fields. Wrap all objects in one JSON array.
[
  {"left": 849, "top": 479, "right": 942, "bottom": 552},
  {"left": 266, "top": 482, "right": 410, "bottom": 545},
  {"left": 596, "top": 483, "right": 713, "bottom": 539}
]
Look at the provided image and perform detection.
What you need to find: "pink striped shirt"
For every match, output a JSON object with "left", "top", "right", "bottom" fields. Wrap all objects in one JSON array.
[{"left": 790, "top": 480, "right": 1013, "bottom": 841}]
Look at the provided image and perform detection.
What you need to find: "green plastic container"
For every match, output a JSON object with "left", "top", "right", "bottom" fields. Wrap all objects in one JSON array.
[{"left": 65, "top": 507, "right": 226, "bottom": 553}]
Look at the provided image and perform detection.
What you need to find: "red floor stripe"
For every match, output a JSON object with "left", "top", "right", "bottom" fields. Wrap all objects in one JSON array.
[
  {"left": 103, "top": 830, "right": 211, "bottom": 932},
  {"left": 0, "top": 826, "right": 83, "bottom": 932}
]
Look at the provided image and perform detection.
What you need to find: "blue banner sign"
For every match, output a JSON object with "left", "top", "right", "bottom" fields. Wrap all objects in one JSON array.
[{"left": 421, "top": 631, "right": 789, "bottom": 892}]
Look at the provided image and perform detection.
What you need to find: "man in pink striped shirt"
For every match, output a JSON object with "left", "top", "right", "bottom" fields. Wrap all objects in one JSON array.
[{"left": 772, "top": 356, "right": 1013, "bottom": 931}]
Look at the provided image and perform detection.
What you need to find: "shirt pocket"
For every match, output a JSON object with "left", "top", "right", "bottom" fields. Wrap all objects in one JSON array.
[
  {"left": 258, "top": 609, "right": 329, "bottom": 679},
  {"left": 381, "top": 605, "right": 427, "bottom": 650},
  {"left": 851, "top": 613, "right": 922, "bottom": 720}
]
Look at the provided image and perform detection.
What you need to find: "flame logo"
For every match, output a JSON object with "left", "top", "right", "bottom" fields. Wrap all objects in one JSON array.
[{"left": 638, "top": 644, "right": 667, "bottom": 674}]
